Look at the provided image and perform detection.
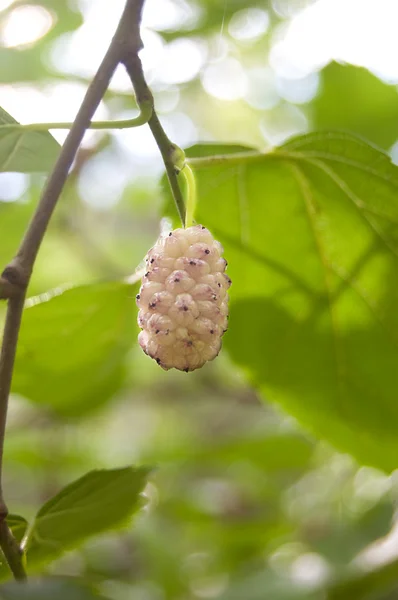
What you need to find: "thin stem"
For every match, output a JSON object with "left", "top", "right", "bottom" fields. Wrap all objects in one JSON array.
[
  {"left": 0, "top": 104, "right": 152, "bottom": 132},
  {"left": 122, "top": 52, "right": 186, "bottom": 226},
  {"left": 0, "top": 0, "right": 147, "bottom": 581},
  {"left": 148, "top": 113, "right": 186, "bottom": 225},
  {"left": 181, "top": 164, "right": 197, "bottom": 228}
]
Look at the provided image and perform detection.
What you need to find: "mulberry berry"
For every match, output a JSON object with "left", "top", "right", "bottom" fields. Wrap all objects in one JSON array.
[{"left": 137, "top": 225, "right": 230, "bottom": 372}]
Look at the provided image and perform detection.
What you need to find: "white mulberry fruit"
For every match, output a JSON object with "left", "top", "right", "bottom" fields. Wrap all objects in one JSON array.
[{"left": 137, "top": 225, "right": 231, "bottom": 372}]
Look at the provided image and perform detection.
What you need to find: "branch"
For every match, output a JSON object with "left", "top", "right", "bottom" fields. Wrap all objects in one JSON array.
[
  {"left": 0, "top": 521, "right": 26, "bottom": 582},
  {"left": 0, "top": 277, "right": 20, "bottom": 301},
  {"left": 0, "top": 0, "right": 149, "bottom": 580}
]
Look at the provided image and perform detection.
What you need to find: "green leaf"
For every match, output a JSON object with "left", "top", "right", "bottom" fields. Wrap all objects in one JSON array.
[
  {"left": 311, "top": 62, "right": 398, "bottom": 149},
  {"left": 164, "top": 143, "right": 254, "bottom": 227},
  {"left": 0, "top": 107, "right": 60, "bottom": 173},
  {"left": 25, "top": 466, "right": 150, "bottom": 568},
  {"left": 183, "top": 132, "right": 398, "bottom": 472},
  {"left": 12, "top": 281, "right": 137, "bottom": 416},
  {"left": 0, "top": 579, "right": 109, "bottom": 600}
]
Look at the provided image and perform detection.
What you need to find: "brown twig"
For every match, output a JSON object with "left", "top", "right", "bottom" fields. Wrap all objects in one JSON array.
[
  {"left": 0, "top": 521, "right": 26, "bottom": 581},
  {"left": 0, "top": 0, "right": 150, "bottom": 581}
]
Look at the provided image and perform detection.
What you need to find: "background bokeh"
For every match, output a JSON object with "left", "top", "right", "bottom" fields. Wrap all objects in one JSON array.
[{"left": 2, "top": 1, "right": 398, "bottom": 598}]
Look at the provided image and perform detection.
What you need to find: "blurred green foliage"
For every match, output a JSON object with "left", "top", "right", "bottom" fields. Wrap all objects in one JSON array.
[
  {"left": 0, "top": 1, "right": 82, "bottom": 83},
  {"left": 311, "top": 63, "right": 398, "bottom": 149},
  {"left": 13, "top": 282, "right": 138, "bottom": 415},
  {"left": 0, "top": 580, "right": 109, "bottom": 600},
  {"left": 1, "top": 0, "right": 398, "bottom": 599}
]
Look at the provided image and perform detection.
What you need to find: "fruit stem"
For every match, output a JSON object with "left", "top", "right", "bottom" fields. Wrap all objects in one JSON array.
[{"left": 181, "top": 164, "right": 197, "bottom": 228}]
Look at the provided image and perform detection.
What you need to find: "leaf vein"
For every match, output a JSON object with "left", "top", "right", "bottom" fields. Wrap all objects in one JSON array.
[
  {"left": 0, "top": 131, "right": 24, "bottom": 172},
  {"left": 288, "top": 162, "right": 347, "bottom": 388},
  {"left": 305, "top": 157, "right": 398, "bottom": 260}
]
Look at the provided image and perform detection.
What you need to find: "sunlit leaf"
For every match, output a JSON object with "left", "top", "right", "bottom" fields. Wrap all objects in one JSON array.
[{"left": 181, "top": 132, "right": 398, "bottom": 472}]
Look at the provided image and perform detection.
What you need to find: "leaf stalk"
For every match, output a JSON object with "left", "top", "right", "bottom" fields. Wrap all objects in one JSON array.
[{"left": 0, "top": 101, "right": 153, "bottom": 132}]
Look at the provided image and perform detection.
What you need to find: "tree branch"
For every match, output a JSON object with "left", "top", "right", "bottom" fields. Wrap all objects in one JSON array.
[
  {"left": 0, "top": 0, "right": 149, "bottom": 580},
  {"left": 0, "top": 521, "right": 26, "bottom": 582}
]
